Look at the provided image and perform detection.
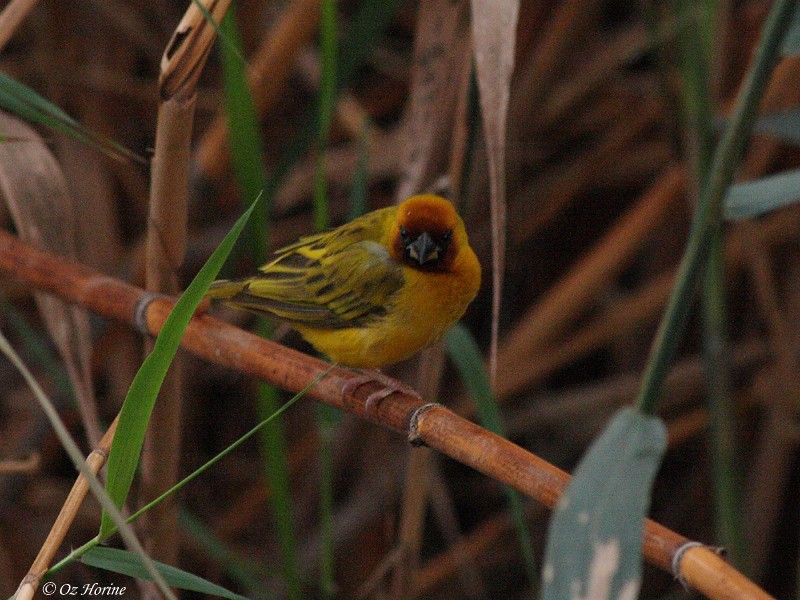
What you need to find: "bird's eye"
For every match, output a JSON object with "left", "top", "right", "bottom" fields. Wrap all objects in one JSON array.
[
  {"left": 442, "top": 230, "right": 452, "bottom": 241},
  {"left": 399, "top": 226, "right": 409, "bottom": 241}
]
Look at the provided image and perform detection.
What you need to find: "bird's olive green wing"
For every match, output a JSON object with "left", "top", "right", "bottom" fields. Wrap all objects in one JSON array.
[{"left": 207, "top": 213, "right": 403, "bottom": 329}]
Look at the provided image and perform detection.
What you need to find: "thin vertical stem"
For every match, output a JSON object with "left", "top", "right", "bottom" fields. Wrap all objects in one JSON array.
[{"left": 635, "top": 0, "right": 797, "bottom": 414}]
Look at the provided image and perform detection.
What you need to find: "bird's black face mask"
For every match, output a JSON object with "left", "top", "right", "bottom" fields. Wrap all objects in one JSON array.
[{"left": 400, "top": 227, "right": 452, "bottom": 267}]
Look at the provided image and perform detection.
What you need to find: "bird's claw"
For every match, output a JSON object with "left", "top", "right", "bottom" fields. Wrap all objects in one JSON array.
[{"left": 341, "top": 370, "right": 422, "bottom": 413}]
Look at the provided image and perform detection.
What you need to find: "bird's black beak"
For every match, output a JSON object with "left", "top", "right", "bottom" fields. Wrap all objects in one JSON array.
[{"left": 406, "top": 231, "right": 441, "bottom": 265}]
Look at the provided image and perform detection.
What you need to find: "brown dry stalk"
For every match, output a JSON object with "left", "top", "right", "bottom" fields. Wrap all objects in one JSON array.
[
  {"left": 0, "top": 453, "right": 39, "bottom": 474},
  {"left": 0, "top": 229, "right": 772, "bottom": 599},
  {"left": 194, "top": 0, "right": 322, "bottom": 181},
  {"left": 396, "top": 0, "right": 471, "bottom": 201},
  {"left": 158, "top": 0, "right": 234, "bottom": 101},
  {"left": 143, "top": 90, "right": 195, "bottom": 574},
  {"left": 15, "top": 416, "right": 118, "bottom": 600}
]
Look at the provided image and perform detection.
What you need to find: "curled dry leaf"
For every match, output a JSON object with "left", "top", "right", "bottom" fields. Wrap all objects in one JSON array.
[{"left": 0, "top": 111, "right": 101, "bottom": 446}]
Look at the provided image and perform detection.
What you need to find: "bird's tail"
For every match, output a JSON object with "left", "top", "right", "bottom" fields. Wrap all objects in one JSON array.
[{"left": 204, "top": 279, "right": 247, "bottom": 300}]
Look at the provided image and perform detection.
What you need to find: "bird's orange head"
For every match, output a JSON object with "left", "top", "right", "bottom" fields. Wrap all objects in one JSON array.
[{"left": 387, "top": 195, "right": 466, "bottom": 273}]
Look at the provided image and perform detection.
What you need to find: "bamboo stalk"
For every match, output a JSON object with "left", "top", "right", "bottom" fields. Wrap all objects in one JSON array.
[
  {"left": 142, "top": 0, "right": 232, "bottom": 571},
  {"left": 0, "top": 228, "right": 774, "bottom": 599},
  {"left": 15, "top": 416, "right": 118, "bottom": 600}
]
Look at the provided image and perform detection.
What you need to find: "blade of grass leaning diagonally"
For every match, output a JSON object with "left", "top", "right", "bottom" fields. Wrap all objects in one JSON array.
[
  {"left": 0, "top": 332, "right": 175, "bottom": 600},
  {"left": 0, "top": 72, "right": 144, "bottom": 164},
  {"left": 219, "top": 11, "right": 302, "bottom": 599},
  {"left": 445, "top": 323, "right": 538, "bottom": 590},
  {"left": 99, "top": 199, "right": 258, "bottom": 540},
  {"left": 470, "top": 0, "right": 519, "bottom": 385}
]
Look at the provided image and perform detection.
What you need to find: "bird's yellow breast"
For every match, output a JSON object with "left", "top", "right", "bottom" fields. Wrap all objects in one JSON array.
[{"left": 294, "top": 244, "right": 481, "bottom": 368}]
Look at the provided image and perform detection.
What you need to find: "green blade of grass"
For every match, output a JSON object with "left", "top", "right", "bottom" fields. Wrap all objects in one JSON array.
[
  {"left": 0, "top": 72, "right": 144, "bottom": 164},
  {"left": 220, "top": 8, "right": 269, "bottom": 257},
  {"left": 81, "top": 547, "right": 248, "bottom": 600},
  {"left": 671, "top": 0, "right": 747, "bottom": 569},
  {"left": 754, "top": 108, "right": 800, "bottom": 146},
  {"left": 445, "top": 323, "right": 538, "bottom": 591},
  {"left": 99, "top": 199, "right": 258, "bottom": 539},
  {"left": 724, "top": 167, "right": 800, "bottom": 220},
  {"left": 254, "top": 363, "right": 302, "bottom": 600},
  {"left": 219, "top": 9, "right": 303, "bottom": 597},
  {"left": 347, "top": 120, "right": 370, "bottom": 220}
]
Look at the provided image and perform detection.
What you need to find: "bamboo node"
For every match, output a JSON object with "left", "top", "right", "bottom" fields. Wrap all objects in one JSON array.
[
  {"left": 133, "top": 292, "right": 169, "bottom": 335},
  {"left": 671, "top": 540, "right": 706, "bottom": 588},
  {"left": 408, "top": 403, "right": 441, "bottom": 445}
]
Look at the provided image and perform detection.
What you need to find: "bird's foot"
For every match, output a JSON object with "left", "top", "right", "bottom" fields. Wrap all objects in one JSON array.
[{"left": 341, "top": 369, "right": 422, "bottom": 413}]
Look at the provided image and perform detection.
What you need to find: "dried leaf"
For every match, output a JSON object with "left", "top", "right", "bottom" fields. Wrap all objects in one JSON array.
[
  {"left": 471, "top": 0, "right": 519, "bottom": 384},
  {"left": 0, "top": 111, "right": 101, "bottom": 445}
]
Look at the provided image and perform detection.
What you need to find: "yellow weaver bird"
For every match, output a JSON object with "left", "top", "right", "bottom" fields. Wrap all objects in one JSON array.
[{"left": 206, "top": 194, "right": 481, "bottom": 404}]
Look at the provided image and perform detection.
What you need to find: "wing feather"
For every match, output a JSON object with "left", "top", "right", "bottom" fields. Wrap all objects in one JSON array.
[{"left": 208, "top": 209, "right": 403, "bottom": 329}]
